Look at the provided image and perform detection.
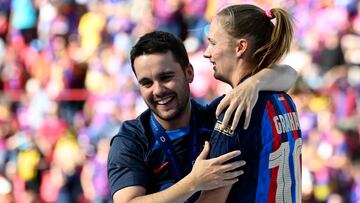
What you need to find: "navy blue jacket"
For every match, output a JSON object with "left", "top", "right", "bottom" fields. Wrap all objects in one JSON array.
[{"left": 108, "top": 99, "right": 219, "bottom": 199}]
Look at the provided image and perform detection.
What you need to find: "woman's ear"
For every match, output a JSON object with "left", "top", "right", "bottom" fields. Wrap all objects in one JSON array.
[{"left": 235, "top": 38, "right": 248, "bottom": 58}]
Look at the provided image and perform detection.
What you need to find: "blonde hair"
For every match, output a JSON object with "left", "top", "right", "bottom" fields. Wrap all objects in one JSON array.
[{"left": 217, "top": 4, "right": 294, "bottom": 74}]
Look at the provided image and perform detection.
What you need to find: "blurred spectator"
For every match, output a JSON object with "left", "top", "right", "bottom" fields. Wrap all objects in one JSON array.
[
  {"left": 0, "top": 0, "right": 10, "bottom": 42},
  {"left": 78, "top": 2, "right": 106, "bottom": 57},
  {"left": 52, "top": 134, "right": 84, "bottom": 203},
  {"left": 182, "top": 0, "right": 208, "bottom": 42},
  {"left": 10, "top": 0, "right": 39, "bottom": 45},
  {"left": 81, "top": 137, "right": 111, "bottom": 203},
  {"left": 152, "top": 0, "right": 187, "bottom": 39},
  {"left": 318, "top": 32, "right": 345, "bottom": 74}
]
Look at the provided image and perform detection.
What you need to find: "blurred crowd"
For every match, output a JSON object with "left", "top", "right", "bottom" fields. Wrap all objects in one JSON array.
[{"left": 0, "top": 0, "right": 359, "bottom": 202}]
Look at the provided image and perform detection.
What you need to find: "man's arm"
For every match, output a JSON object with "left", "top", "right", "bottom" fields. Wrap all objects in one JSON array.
[
  {"left": 113, "top": 173, "right": 197, "bottom": 203},
  {"left": 196, "top": 187, "right": 231, "bottom": 203},
  {"left": 254, "top": 64, "right": 298, "bottom": 92},
  {"left": 216, "top": 64, "right": 298, "bottom": 130},
  {"left": 113, "top": 141, "right": 245, "bottom": 203}
]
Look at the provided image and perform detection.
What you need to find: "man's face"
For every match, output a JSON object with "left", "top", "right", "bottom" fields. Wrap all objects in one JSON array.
[
  {"left": 203, "top": 17, "right": 237, "bottom": 84},
  {"left": 134, "top": 51, "right": 194, "bottom": 123}
]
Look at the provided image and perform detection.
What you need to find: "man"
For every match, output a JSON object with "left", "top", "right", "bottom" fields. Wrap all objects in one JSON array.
[{"left": 107, "top": 31, "right": 297, "bottom": 203}]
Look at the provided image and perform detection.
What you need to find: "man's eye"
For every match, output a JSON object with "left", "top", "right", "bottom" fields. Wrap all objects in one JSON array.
[
  {"left": 161, "top": 76, "right": 172, "bottom": 81},
  {"left": 140, "top": 81, "right": 152, "bottom": 88}
]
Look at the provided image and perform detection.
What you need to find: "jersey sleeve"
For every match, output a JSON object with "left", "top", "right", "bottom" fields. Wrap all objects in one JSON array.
[
  {"left": 208, "top": 95, "right": 264, "bottom": 161},
  {"left": 107, "top": 134, "right": 150, "bottom": 197},
  {"left": 205, "top": 95, "right": 224, "bottom": 116},
  {"left": 208, "top": 94, "right": 266, "bottom": 202}
]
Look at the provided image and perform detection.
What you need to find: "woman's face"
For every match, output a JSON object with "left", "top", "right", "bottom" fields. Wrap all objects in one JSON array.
[{"left": 203, "top": 16, "right": 238, "bottom": 85}]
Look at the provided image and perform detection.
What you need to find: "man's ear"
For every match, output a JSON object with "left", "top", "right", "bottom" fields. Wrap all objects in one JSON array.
[
  {"left": 235, "top": 38, "right": 248, "bottom": 58},
  {"left": 185, "top": 64, "right": 194, "bottom": 83}
]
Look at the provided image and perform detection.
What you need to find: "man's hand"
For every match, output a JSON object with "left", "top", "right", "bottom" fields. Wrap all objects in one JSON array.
[
  {"left": 187, "top": 141, "right": 246, "bottom": 191},
  {"left": 112, "top": 142, "right": 245, "bottom": 203},
  {"left": 216, "top": 79, "right": 259, "bottom": 130},
  {"left": 216, "top": 65, "right": 298, "bottom": 130}
]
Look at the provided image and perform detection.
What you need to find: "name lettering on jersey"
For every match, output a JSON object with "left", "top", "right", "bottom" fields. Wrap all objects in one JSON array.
[
  {"left": 214, "top": 120, "right": 234, "bottom": 136},
  {"left": 273, "top": 112, "right": 301, "bottom": 134}
]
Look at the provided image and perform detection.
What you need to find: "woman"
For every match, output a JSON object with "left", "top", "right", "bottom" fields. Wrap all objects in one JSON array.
[{"left": 200, "top": 4, "right": 302, "bottom": 203}]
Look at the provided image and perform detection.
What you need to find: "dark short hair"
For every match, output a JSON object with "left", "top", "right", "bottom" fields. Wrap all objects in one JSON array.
[{"left": 130, "top": 31, "right": 190, "bottom": 74}]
